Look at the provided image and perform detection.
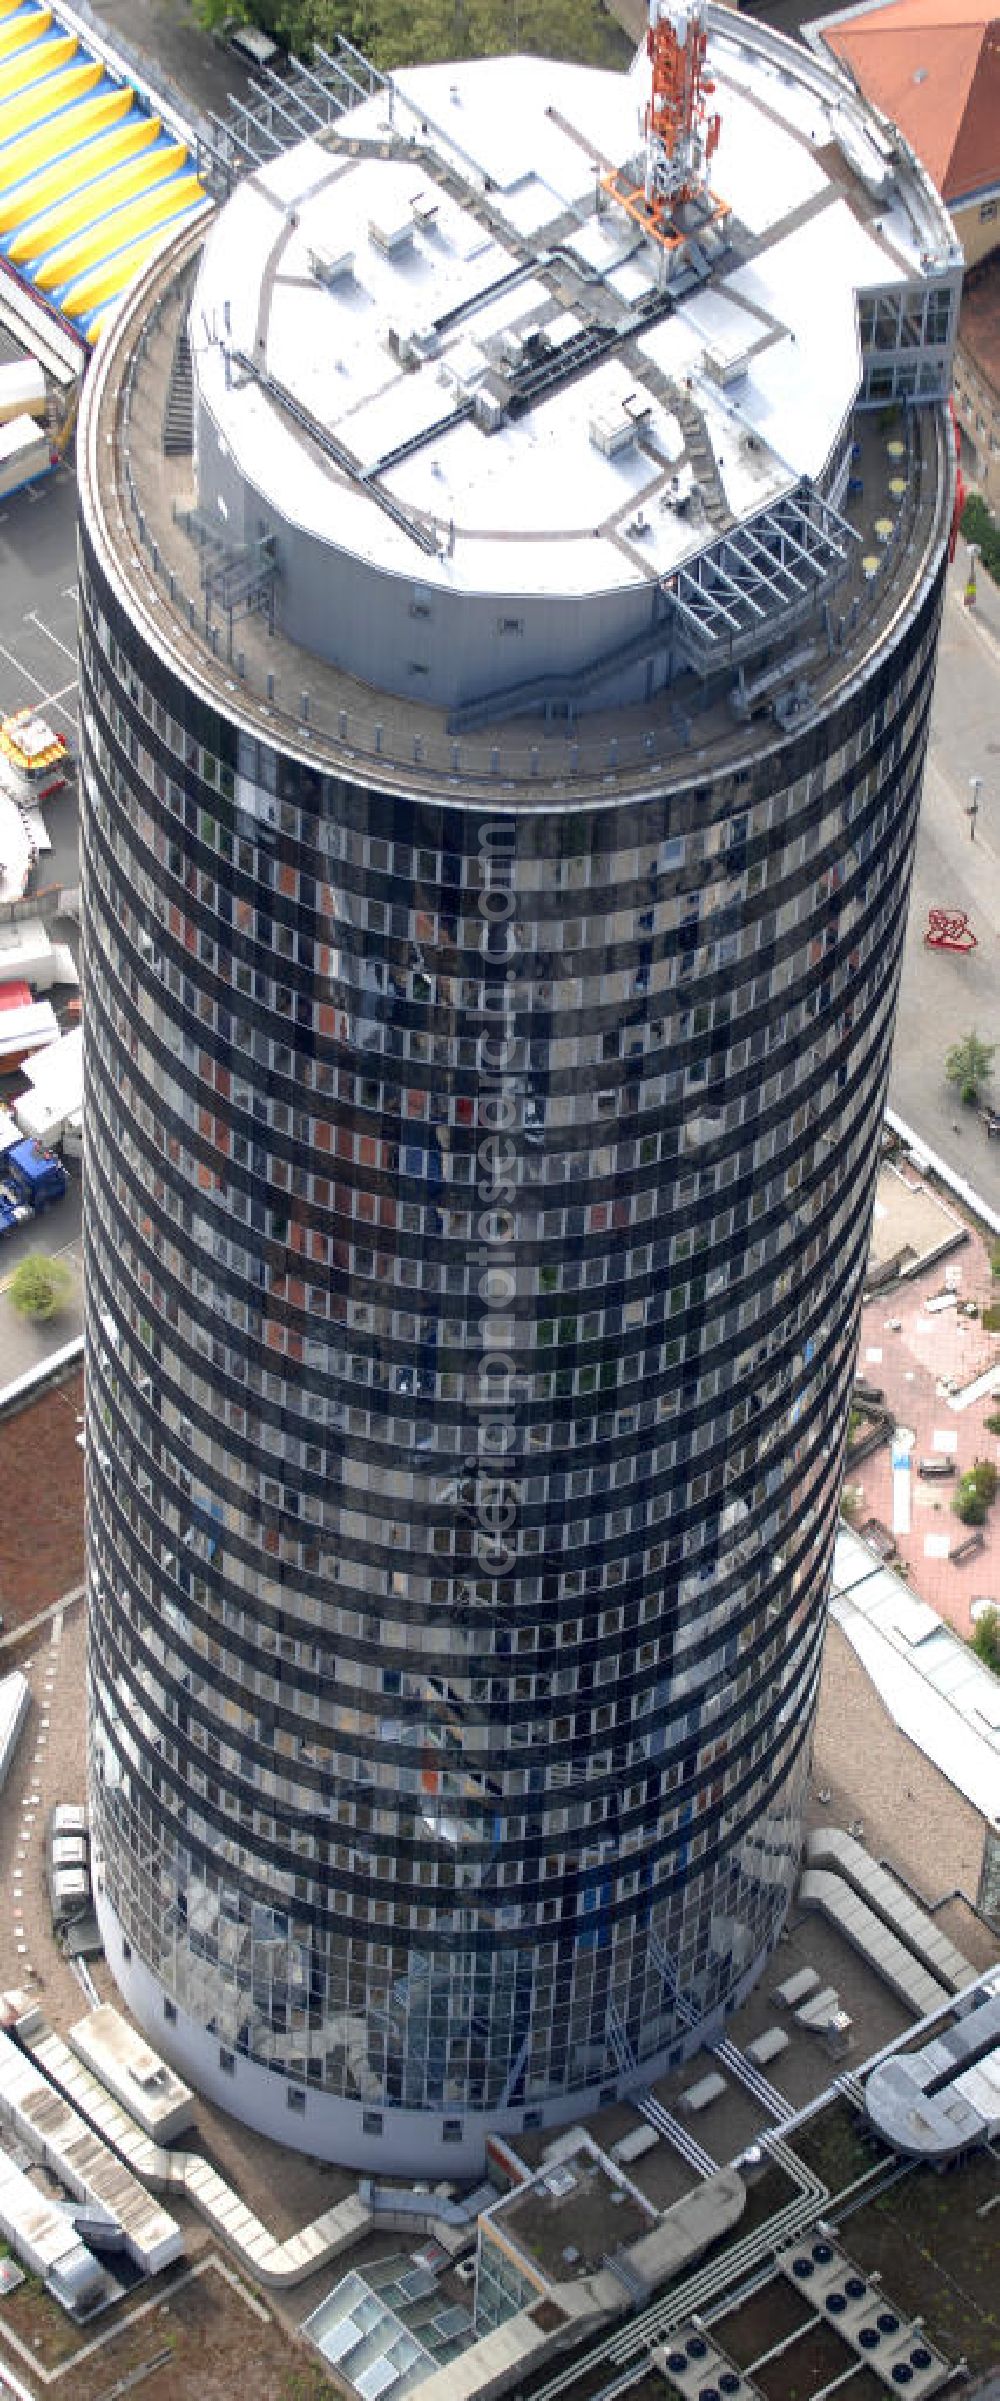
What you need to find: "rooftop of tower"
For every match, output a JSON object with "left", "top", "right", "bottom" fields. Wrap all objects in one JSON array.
[
  {"left": 81, "top": 6, "right": 959, "bottom": 796},
  {"left": 190, "top": 37, "right": 953, "bottom": 602}
]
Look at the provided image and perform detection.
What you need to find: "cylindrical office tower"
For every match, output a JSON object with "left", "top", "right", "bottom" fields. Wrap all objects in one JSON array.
[{"left": 79, "top": 11, "right": 959, "bottom": 2172}]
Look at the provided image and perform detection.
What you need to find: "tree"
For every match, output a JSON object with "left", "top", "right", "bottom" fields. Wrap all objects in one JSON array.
[
  {"left": 971, "top": 1605, "right": 1000, "bottom": 1676},
  {"left": 953, "top": 1481, "right": 987, "bottom": 1525},
  {"left": 7, "top": 1253, "right": 74, "bottom": 1323},
  {"left": 962, "top": 492, "right": 1000, "bottom": 589},
  {"left": 193, "top": 0, "right": 630, "bottom": 71},
  {"left": 966, "top": 1458, "right": 998, "bottom": 1505},
  {"left": 944, "top": 1030, "right": 995, "bottom": 1104},
  {"left": 952, "top": 1462, "right": 996, "bottom": 1524}
]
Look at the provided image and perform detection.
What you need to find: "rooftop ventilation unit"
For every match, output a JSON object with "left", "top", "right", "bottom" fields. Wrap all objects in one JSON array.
[
  {"left": 590, "top": 408, "right": 639, "bottom": 459},
  {"left": 370, "top": 213, "right": 414, "bottom": 258},
  {"left": 660, "top": 461, "right": 695, "bottom": 510},
  {"left": 703, "top": 345, "right": 750, "bottom": 390},
  {"left": 308, "top": 246, "right": 354, "bottom": 288},
  {"left": 831, "top": 111, "right": 892, "bottom": 197},
  {"left": 388, "top": 323, "right": 440, "bottom": 367},
  {"left": 501, "top": 324, "right": 546, "bottom": 369},
  {"left": 474, "top": 389, "right": 508, "bottom": 433}
]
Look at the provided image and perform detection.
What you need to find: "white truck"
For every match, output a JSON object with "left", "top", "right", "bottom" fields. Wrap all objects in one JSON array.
[
  {"left": 0, "top": 358, "right": 46, "bottom": 426},
  {"left": 0, "top": 414, "right": 51, "bottom": 501},
  {"left": 225, "top": 19, "right": 280, "bottom": 68}
]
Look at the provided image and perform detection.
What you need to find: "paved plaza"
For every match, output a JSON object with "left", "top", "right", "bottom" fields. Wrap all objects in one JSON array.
[{"left": 853, "top": 1201, "right": 1000, "bottom": 1632}]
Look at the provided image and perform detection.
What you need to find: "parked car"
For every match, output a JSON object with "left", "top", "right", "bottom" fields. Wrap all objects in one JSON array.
[
  {"left": 222, "top": 19, "right": 281, "bottom": 69},
  {"left": 45, "top": 1803, "right": 91, "bottom": 1929}
]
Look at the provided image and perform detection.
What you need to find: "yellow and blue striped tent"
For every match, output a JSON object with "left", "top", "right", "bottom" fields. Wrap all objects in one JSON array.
[{"left": 0, "top": 0, "right": 207, "bottom": 343}]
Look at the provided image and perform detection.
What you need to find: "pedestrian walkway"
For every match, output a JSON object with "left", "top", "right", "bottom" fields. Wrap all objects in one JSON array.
[
  {"left": 890, "top": 536, "right": 1000, "bottom": 1212},
  {"left": 850, "top": 1208, "right": 1000, "bottom": 1635}
]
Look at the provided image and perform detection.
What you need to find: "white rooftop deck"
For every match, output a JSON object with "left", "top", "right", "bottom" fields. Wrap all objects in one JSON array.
[
  {"left": 0, "top": 2020, "right": 183, "bottom": 2277},
  {"left": 830, "top": 1526, "right": 1000, "bottom": 1822},
  {"left": 11, "top": 2005, "right": 371, "bottom": 2290},
  {"left": 191, "top": 28, "right": 951, "bottom": 609},
  {"left": 69, "top": 2005, "right": 194, "bottom": 2144}
]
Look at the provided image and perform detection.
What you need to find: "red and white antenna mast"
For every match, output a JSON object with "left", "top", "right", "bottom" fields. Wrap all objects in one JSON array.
[
  {"left": 603, "top": 0, "right": 728, "bottom": 270},
  {"left": 644, "top": 0, "right": 720, "bottom": 217}
]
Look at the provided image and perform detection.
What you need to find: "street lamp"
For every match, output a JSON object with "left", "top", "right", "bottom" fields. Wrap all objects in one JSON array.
[{"left": 967, "top": 774, "right": 982, "bottom": 841}]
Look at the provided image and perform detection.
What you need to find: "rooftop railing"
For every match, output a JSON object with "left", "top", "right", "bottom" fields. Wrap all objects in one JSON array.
[{"left": 108, "top": 244, "right": 948, "bottom": 806}]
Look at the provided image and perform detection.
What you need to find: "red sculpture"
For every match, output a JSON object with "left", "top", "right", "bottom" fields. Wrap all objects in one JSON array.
[{"left": 924, "top": 908, "right": 977, "bottom": 952}]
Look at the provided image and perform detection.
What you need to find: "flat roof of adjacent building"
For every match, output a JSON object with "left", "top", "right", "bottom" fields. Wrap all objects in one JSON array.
[
  {"left": 867, "top": 1159, "right": 966, "bottom": 1279},
  {"left": 483, "top": 2139, "right": 655, "bottom": 2281},
  {"left": 830, "top": 1525, "right": 1000, "bottom": 1821}
]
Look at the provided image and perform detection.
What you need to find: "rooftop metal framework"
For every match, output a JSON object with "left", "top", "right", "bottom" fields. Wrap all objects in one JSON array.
[
  {"left": 195, "top": 40, "right": 384, "bottom": 198},
  {"left": 179, "top": 505, "right": 278, "bottom": 652},
  {"left": 447, "top": 478, "right": 860, "bottom": 730},
  {"left": 667, "top": 482, "right": 859, "bottom": 667},
  {"left": 228, "top": 350, "right": 440, "bottom": 557}
]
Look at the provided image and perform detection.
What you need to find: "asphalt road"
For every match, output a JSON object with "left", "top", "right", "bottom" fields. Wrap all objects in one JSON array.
[
  {"left": 889, "top": 540, "right": 1000, "bottom": 1214},
  {"left": 80, "top": 0, "right": 260, "bottom": 133}
]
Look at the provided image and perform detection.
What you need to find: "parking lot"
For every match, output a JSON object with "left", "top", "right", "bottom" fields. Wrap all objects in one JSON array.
[
  {"left": 0, "top": 580, "right": 78, "bottom": 734},
  {"left": 0, "top": 468, "right": 82, "bottom": 1389},
  {"left": 0, "top": 462, "right": 80, "bottom": 898},
  {"left": 0, "top": 466, "right": 79, "bottom": 726}
]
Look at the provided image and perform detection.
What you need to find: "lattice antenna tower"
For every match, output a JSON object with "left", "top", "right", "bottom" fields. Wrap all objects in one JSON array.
[
  {"left": 602, "top": 0, "right": 727, "bottom": 266},
  {"left": 644, "top": 0, "right": 720, "bottom": 219}
]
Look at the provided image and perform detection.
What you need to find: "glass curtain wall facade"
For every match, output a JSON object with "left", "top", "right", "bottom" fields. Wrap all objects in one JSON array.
[{"left": 81, "top": 506, "right": 946, "bottom": 2173}]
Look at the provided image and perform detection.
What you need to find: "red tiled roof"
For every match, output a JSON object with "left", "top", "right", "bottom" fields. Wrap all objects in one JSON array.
[{"left": 823, "top": 2, "right": 1000, "bottom": 203}]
